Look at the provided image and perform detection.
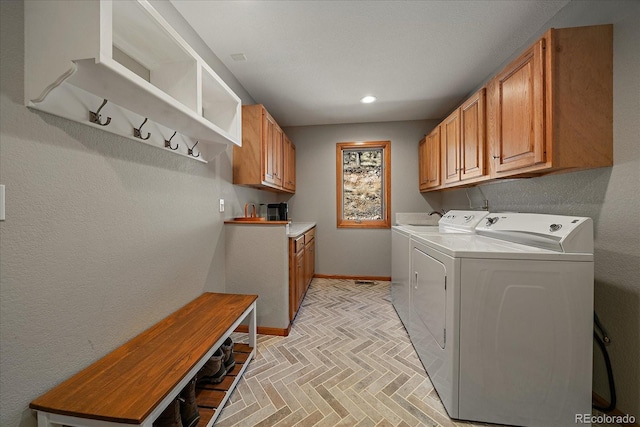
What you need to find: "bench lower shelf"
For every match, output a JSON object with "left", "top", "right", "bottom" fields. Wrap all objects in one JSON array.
[{"left": 195, "top": 343, "right": 254, "bottom": 427}]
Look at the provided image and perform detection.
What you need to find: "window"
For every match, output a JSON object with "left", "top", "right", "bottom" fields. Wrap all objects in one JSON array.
[{"left": 336, "top": 141, "right": 391, "bottom": 228}]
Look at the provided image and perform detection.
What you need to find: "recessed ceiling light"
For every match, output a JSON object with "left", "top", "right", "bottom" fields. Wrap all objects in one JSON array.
[
  {"left": 230, "top": 53, "right": 247, "bottom": 61},
  {"left": 360, "top": 95, "right": 377, "bottom": 104}
]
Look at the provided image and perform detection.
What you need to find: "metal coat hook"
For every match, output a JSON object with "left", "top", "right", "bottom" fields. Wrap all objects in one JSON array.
[
  {"left": 164, "top": 131, "right": 179, "bottom": 150},
  {"left": 133, "top": 118, "right": 151, "bottom": 140},
  {"left": 187, "top": 141, "right": 200, "bottom": 158},
  {"left": 89, "top": 99, "right": 111, "bottom": 126}
]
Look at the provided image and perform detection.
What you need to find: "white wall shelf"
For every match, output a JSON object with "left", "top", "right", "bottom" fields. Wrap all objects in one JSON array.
[{"left": 25, "top": 0, "right": 242, "bottom": 162}]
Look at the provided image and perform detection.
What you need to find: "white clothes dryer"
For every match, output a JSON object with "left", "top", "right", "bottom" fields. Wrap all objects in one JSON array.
[
  {"left": 391, "top": 211, "right": 488, "bottom": 329},
  {"left": 410, "top": 213, "right": 594, "bottom": 427}
]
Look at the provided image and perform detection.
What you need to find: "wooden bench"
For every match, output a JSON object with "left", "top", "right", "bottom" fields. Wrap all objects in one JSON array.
[{"left": 30, "top": 292, "right": 258, "bottom": 427}]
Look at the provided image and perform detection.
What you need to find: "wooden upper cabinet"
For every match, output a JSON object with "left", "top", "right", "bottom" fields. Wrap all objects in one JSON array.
[
  {"left": 419, "top": 24, "right": 612, "bottom": 192},
  {"left": 440, "top": 88, "right": 486, "bottom": 188},
  {"left": 488, "top": 25, "right": 613, "bottom": 178},
  {"left": 283, "top": 135, "right": 296, "bottom": 192},
  {"left": 234, "top": 104, "right": 295, "bottom": 193},
  {"left": 262, "top": 112, "right": 283, "bottom": 187},
  {"left": 419, "top": 127, "right": 441, "bottom": 191},
  {"left": 490, "top": 40, "right": 545, "bottom": 174},
  {"left": 418, "top": 137, "right": 428, "bottom": 190},
  {"left": 459, "top": 88, "right": 486, "bottom": 181},
  {"left": 442, "top": 109, "right": 460, "bottom": 185}
]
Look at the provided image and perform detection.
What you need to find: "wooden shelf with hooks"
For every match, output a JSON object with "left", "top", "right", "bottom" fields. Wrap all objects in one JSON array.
[{"left": 25, "top": 0, "right": 242, "bottom": 162}]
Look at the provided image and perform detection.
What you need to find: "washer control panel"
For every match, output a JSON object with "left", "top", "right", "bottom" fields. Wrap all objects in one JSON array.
[
  {"left": 475, "top": 213, "right": 593, "bottom": 253},
  {"left": 438, "top": 210, "right": 489, "bottom": 231},
  {"left": 549, "top": 223, "right": 562, "bottom": 232},
  {"left": 485, "top": 216, "right": 499, "bottom": 226}
]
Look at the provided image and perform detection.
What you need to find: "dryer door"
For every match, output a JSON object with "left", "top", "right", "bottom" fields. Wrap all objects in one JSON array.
[{"left": 411, "top": 248, "right": 447, "bottom": 348}]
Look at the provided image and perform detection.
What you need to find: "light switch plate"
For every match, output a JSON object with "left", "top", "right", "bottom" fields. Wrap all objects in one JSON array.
[{"left": 219, "top": 198, "right": 224, "bottom": 213}]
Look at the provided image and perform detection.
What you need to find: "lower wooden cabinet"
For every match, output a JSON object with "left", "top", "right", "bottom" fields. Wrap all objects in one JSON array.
[
  {"left": 289, "top": 227, "right": 315, "bottom": 322},
  {"left": 305, "top": 237, "right": 315, "bottom": 292}
]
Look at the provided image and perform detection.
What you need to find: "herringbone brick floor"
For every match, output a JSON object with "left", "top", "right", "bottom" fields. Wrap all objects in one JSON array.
[{"left": 215, "top": 278, "right": 504, "bottom": 427}]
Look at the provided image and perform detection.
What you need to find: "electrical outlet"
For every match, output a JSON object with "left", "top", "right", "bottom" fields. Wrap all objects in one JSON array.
[{"left": 219, "top": 198, "right": 225, "bottom": 213}]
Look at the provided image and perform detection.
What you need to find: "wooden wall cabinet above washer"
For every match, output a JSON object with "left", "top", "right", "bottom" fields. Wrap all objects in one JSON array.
[
  {"left": 234, "top": 104, "right": 296, "bottom": 193},
  {"left": 487, "top": 24, "right": 613, "bottom": 178},
  {"left": 442, "top": 88, "right": 488, "bottom": 188},
  {"left": 419, "top": 24, "right": 612, "bottom": 192},
  {"left": 418, "top": 127, "right": 442, "bottom": 191},
  {"left": 421, "top": 88, "right": 487, "bottom": 192}
]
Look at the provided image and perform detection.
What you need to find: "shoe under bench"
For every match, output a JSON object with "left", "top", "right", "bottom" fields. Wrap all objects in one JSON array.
[{"left": 29, "top": 292, "right": 258, "bottom": 427}]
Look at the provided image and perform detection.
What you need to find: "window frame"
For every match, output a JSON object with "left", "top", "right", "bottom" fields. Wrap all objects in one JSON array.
[{"left": 336, "top": 140, "right": 391, "bottom": 229}]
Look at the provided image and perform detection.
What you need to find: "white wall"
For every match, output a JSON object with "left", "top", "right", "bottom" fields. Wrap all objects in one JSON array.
[
  {"left": 283, "top": 120, "right": 440, "bottom": 278},
  {"left": 0, "top": 2, "right": 276, "bottom": 426},
  {"left": 439, "top": 2, "right": 640, "bottom": 418}
]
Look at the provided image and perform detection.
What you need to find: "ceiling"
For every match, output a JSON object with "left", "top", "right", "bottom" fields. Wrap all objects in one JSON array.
[{"left": 171, "top": 1, "right": 570, "bottom": 127}]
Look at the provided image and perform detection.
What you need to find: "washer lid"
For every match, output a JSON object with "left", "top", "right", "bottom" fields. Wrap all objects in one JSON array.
[
  {"left": 394, "top": 224, "right": 441, "bottom": 234},
  {"left": 476, "top": 213, "right": 593, "bottom": 254}
]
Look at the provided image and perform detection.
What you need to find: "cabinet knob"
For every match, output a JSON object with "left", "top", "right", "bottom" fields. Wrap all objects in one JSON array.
[{"left": 492, "top": 155, "right": 500, "bottom": 159}]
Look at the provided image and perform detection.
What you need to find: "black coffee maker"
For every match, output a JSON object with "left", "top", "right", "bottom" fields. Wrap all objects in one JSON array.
[{"left": 267, "top": 203, "right": 288, "bottom": 221}]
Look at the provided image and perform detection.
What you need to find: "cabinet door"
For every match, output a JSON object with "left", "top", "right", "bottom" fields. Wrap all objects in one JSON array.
[
  {"left": 421, "top": 127, "right": 441, "bottom": 190},
  {"left": 460, "top": 88, "right": 486, "bottom": 181},
  {"left": 262, "top": 112, "right": 283, "bottom": 187},
  {"left": 418, "top": 137, "right": 428, "bottom": 190},
  {"left": 289, "top": 242, "right": 297, "bottom": 322},
  {"left": 283, "top": 135, "right": 296, "bottom": 192},
  {"left": 274, "top": 126, "right": 283, "bottom": 186},
  {"left": 492, "top": 39, "right": 545, "bottom": 173},
  {"left": 442, "top": 110, "right": 460, "bottom": 185},
  {"left": 305, "top": 238, "right": 315, "bottom": 291},
  {"left": 296, "top": 250, "right": 305, "bottom": 309}
]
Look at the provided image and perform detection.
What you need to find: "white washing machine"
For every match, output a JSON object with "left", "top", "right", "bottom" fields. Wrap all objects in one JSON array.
[
  {"left": 391, "top": 211, "right": 488, "bottom": 329},
  {"left": 410, "top": 213, "right": 594, "bottom": 427}
]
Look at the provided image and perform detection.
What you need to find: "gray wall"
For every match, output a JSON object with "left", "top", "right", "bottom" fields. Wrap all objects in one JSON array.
[
  {"left": 283, "top": 120, "right": 440, "bottom": 277},
  {"left": 0, "top": 2, "right": 276, "bottom": 426}
]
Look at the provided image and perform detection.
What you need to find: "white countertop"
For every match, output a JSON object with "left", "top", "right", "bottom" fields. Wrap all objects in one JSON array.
[{"left": 287, "top": 222, "right": 316, "bottom": 237}]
